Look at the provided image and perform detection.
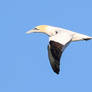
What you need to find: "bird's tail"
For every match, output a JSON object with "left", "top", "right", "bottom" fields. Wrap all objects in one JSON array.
[{"left": 72, "top": 32, "right": 92, "bottom": 41}]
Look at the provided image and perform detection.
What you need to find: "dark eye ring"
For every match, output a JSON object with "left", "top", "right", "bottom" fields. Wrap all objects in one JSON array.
[
  {"left": 55, "top": 31, "right": 58, "bottom": 34},
  {"left": 33, "top": 28, "right": 39, "bottom": 30}
]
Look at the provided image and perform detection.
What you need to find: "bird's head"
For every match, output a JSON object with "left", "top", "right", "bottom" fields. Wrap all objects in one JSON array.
[{"left": 26, "top": 25, "right": 59, "bottom": 36}]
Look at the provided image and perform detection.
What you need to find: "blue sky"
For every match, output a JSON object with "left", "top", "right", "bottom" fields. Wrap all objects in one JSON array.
[{"left": 0, "top": 0, "right": 92, "bottom": 92}]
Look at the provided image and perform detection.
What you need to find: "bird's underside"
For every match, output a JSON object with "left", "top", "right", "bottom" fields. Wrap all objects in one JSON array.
[
  {"left": 48, "top": 38, "right": 91, "bottom": 74},
  {"left": 48, "top": 31, "right": 92, "bottom": 74},
  {"left": 26, "top": 25, "right": 92, "bottom": 74}
]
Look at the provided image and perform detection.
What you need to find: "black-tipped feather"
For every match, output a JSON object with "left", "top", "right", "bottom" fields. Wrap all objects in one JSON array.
[{"left": 48, "top": 41, "right": 64, "bottom": 74}]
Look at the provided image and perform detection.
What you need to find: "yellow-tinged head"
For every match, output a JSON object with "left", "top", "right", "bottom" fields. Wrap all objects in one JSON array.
[
  {"left": 36, "top": 25, "right": 48, "bottom": 31},
  {"left": 26, "top": 25, "right": 49, "bottom": 34}
]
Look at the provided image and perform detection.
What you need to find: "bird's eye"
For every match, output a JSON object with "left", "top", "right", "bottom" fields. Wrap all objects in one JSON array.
[{"left": 55, "top": 31, "right": 58, "bottom": 34}]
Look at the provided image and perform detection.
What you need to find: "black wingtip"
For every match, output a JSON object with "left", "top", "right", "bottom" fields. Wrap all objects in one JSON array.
[
  {"left": 84, "top": 38, "right": 92, "bottom": 41},
  {"left": 55, "top": 72, "right": 59, "bottom": 75},
  {"left": 53, "top": 67, "right": 60, "bottom": 75}
]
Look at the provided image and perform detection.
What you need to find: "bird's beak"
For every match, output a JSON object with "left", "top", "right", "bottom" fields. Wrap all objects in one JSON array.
[
  {"left": 26, "top": 30, "right": 35, "bottom": 34},
  {"left": 26, "top": 29, "right": 39, "bottom": 34}
]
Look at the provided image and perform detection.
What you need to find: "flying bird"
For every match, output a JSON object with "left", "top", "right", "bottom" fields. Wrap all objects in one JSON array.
[{"left": 26, "top": 25, "right": 92, "bottom": 74}]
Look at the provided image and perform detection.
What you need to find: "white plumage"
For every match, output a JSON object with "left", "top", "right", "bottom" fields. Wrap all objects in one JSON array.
[{"left": 26, "top": 25, "right": 92, "bottom": 74}]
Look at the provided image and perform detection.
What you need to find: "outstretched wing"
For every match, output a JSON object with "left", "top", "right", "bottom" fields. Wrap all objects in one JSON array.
[{"left": 48, "top": 32, "right": 72, "bottom": 74}]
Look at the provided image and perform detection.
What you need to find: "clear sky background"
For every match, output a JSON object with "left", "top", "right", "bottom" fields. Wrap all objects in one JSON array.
[{"left": 0, "top": 0, "right": 92, "bottom": 92}]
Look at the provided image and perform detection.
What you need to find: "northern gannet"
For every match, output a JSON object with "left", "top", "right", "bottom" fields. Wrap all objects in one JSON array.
[{"left": 26, "top": 25, "right": 92, "bottom": 74}]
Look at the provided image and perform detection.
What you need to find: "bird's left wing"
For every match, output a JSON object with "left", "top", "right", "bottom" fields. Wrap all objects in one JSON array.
[{"left": 48, "top": 32, "right": 73, "bottom": 74}]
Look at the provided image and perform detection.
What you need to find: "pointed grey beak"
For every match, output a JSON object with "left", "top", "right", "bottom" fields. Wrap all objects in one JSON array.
[
  {"left": 26, "top": 28, "right": 39, "bottom": 34},
  {"left": 26, "top": 30, "right": 35, "bottom": 34}
]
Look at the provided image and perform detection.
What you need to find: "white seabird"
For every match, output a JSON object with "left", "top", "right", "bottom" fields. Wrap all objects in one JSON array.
[{"left": 26, "top": 25, "right": 92, "bottom": 74}]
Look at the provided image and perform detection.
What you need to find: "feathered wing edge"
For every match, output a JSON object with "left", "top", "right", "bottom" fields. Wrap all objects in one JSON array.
[{"left": 48, "top": 41, "right": 64, "bottom": 74}]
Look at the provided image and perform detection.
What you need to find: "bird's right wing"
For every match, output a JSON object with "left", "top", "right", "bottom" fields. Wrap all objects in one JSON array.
[{"left": 48, "top": 32, "right": 73, "bottom": 74}]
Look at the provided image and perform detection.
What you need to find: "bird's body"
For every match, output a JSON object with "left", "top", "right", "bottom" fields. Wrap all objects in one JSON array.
[{"left": 26, "top": 25, "right": 92, "bottom": 74}]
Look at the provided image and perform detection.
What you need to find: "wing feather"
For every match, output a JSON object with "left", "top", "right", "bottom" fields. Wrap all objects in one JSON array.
[{"left": 48, "top": 32, "right": 72, "bottom": 74}]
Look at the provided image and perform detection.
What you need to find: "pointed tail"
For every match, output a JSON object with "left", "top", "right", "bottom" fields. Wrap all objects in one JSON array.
[{"left": 72, "top": 32, "right": 92, "bottom": 41}]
